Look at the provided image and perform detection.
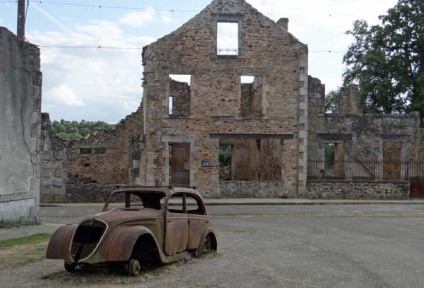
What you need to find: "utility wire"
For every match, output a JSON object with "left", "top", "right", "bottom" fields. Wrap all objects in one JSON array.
[
  {"left": 27, "top": 0, "right": 385, "bottom": 17},
  {"left": 37, "top": 45, "right": 345, "bottom": 53},
  {"left": 30, "top": 0, "right": 199, "bottom": 13}
]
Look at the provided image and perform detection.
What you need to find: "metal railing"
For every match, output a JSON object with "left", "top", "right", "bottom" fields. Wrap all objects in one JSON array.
[
  {"left": 307, "top": 160, "right": 424, "bottom": 181},
  {"left": 169, "top": 170, "right": 190, "bottom": 186}
]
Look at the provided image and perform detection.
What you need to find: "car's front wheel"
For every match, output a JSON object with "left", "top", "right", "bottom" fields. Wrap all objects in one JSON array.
[
  {"left": 64, "top": 262, "right": 76, "bottom": 273},
  {"left": 128, "top": 259, "right": 141, "bottom": 276}
]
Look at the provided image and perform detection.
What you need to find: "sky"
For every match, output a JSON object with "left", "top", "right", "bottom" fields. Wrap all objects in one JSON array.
[{"left": 0, "top": 0, "right": 399, "bottom": 123}]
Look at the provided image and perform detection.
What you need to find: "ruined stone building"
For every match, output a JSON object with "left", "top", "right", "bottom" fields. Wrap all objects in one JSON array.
[
  {"left": 38, "top": 0, "right": 424, "bottom": 201},
  {"left": 140, "top": 0, "right": 309, "bottom": 198},
  {"left": 307, "top": 77, "right": 424, "bottom": 198},
  {"left": 0, "top": 27, "right": 42, "bottom": 222}
]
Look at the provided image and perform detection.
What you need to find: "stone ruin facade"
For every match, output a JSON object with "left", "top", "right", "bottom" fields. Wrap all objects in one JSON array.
[
  {"left": 140, "top": 0, "right": 309, "bottom": 198},
  {"left": 307, "top": 77, "right": 424, "bottom": 199},
  {"left": 0, "top": 27, "right": 42, "bottom": 222},
  {"left": 38, "top": 0, "right": 424, "bottom": 201}
]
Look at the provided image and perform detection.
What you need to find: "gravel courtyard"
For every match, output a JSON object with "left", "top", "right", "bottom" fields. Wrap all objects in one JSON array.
[{"left": 1, "top": 204, "right": 424, "bottom": 288}]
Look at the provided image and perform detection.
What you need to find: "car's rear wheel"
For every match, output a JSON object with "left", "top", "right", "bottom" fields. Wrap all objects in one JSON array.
[
  {"left": 64, "top": 262, "right": 76, "bottom": 273},
  {"left": 128, "top": 259, "right": 141, "bottom": 276},
  {"left": 201, "top": 234, "right": 212, "bottom": 255}
]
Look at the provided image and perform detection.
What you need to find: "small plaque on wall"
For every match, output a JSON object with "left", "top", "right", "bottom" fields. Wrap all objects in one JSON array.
[{"left": 202, "top": 161, "right": 211, "bottom": 167}]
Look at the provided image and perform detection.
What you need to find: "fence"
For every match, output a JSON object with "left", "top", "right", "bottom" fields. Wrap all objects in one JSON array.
[
  {"left": 308, "top": 160, "right": 424, "bottom": 182},
  {"left": 169, "top": 170, "right": 190, "bottom": 186}
]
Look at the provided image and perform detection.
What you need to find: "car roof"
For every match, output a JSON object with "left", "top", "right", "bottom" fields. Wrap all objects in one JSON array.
[{"left": 110, "top": 186, "right": 201, "bottom": 198}]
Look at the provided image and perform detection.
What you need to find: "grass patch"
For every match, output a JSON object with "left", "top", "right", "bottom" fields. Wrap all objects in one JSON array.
[
  {"left": 0, "top": 233, "right": 50, "bottom": 270},
  {"left": 41, "top": 264, "right": 173, "bottom": 285}
]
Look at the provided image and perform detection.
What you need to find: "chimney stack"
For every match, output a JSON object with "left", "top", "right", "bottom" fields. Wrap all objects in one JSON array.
[{"left": 277, "top": 18, "right": 289, "bottom": 31}]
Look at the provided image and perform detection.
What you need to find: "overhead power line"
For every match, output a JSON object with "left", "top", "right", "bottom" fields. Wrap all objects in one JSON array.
[
  {"left": 30, "top": 0, "right": 199, "bottom": 13},
  {"left": 37, "top": 45, "right": 345, "bottom": 54}
]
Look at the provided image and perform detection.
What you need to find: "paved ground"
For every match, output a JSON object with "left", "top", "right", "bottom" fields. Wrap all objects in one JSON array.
[{"left": 2, "top": 202, "right": 424, "bottom": 287}]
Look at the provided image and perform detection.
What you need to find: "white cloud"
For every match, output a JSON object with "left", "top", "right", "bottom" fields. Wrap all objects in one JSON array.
[
  {"left": 159, "top": 11, "right": 175, "bottom": 24},
  {"left": 29, "top": 20, "right": 156, "bottom": 122},
  {"left": 48, "top": 84, "right": 86, "bottom": 107},
  {"left": 119, "top": 7, "right": 156, "bottom": 28}
]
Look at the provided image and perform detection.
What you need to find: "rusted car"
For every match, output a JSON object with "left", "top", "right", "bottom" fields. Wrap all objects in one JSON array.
[{"left": 46, "top": 186, "right": 217, "bottom": 276}]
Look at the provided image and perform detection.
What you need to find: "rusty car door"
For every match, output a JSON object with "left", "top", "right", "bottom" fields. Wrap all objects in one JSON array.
[
  {"left": 186, "top": 193, "right": 209, "bottom": 250},
  {"left": 165, "top": 193, "right": 189, "bottom": 256}
]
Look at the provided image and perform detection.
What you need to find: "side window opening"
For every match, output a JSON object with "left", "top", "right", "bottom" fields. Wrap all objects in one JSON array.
[
  {"left": 186, "top": 194, "right": 205, "bottom": 215},
  {"left": 167, "top": 193, "right": 185, "bottom": 214}
]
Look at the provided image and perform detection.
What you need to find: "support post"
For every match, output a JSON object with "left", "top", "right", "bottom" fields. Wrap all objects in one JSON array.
[{"left": 17, "top": 0, "right": 26, "bottom": 40}]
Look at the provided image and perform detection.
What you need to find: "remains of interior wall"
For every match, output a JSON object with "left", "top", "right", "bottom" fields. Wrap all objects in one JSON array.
[
  {"left": 308, "top": 75, "right": 422, "bottom": 195},
  {"left": 67, "top": 105, "right": 143, "bottom": 186},
  {"left": 40, "top": 113, "right": 68, "bottom": 203},
  {"left": 169, "top": 80, "right": 191, "bottom": 117},
  {"left": 0, "top": 27, "right": 41, "bottom": 223}
]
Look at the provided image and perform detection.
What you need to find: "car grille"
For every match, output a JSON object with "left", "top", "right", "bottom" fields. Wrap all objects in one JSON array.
[{"left": 71, "top": 219, "right": 107, "bottom": 261}]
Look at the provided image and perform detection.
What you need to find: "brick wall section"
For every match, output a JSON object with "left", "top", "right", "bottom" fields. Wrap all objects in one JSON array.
[
  {"left": 67, "top": 104, "right": 143, "bottom": 185},
  {"left": 141, "top": 0, "right": 308, "bottom": 197}
]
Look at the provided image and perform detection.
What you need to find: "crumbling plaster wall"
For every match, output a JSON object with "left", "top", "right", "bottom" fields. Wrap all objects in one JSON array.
[
  {"left": 0, "top": 27, "right": 41, "bottom": 222},
  {"left": 141, "top": 0, "right": 308, "bottom": 197}
]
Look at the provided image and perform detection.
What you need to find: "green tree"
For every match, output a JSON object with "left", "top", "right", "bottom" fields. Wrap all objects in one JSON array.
[
  {"left": 325, "top": 89, "right": 343, "bottom": 113},
  {"left": 51, "top": 120, "right": 113, "bottom": 140},
  {"left": 343, "top": 0, "right": 424, "bottom": 122}
]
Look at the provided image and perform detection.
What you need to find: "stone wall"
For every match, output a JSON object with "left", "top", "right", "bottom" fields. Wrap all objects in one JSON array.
[
  {"left": 65, "top": 184, "right": 115, "bottom": 203},
  {"left": 220, "top": 181, "right": 287, "bottom": 198},
  {"left": 141, "top": 0, "right": 308, "bottom": 198},
  {"left": 307, "top": 181, "right": 409, "bottom": 199},
  {"left": 307, "top": 74, "right": 422, "bottom": 184},
  {"left": 40, "top": 113, "right": 68, "bottom": 203},
  {"left": 0, "top": 27, "right": 42, "bottom": 223},
  {"left": 67, "top": 104, "right": 143, "bottom": 185}
]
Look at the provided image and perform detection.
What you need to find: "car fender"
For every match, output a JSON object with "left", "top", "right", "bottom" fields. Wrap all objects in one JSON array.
[
  {"left": 101, "top": 225, "right": 164, "bottom": 262},
  {"left": 46, "top": 224, "right": 78, "bottom": 262},
  {"left": 195, "top": 227, "right": 217, "bottom": 257}
]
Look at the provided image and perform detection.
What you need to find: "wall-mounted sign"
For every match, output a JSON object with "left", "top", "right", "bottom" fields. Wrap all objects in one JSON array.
[{"left": 202, "top": 161, "right": 211, "bottom": 167}]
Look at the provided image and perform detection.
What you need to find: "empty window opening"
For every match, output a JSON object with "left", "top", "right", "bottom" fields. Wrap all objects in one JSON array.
[
  {"left": 217, "top": 22, "right": 239, "bottom": 56},
  {"left": 219, "top": 138, "right": 283, "bottom": 182},
  {"left": 219, "top": 145, "right": 232, "bottom": 180},
  {"left": 170, "top": 74, "right": 191, "bottom": 84},
  {"left": 80, "top": 148, "right": 93, "bottom": 155},
  {"left": 383, "top": 141, "right": 402, "bottom": 180},
  {"left": 94, "top": 148, "right": 107, "bottom": 155},
  {"left": 240, "top": 75, "right": 264, "bottom": 117},
  {"left": 324, "top": 142, "right": 344, "bottom": 178},
  {"left": 169, "top": 96, "right": 174, "bottom": 115},
  {"left": 241, "top": 76, "right": 255, "bottom": 84},
  {"left": 168, "top": 74, "right": 191, "bottom": 117}
]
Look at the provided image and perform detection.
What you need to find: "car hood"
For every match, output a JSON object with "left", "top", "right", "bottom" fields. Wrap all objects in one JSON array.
[{"left": 82, "top": 208, "right": 164, "bottom": 227}]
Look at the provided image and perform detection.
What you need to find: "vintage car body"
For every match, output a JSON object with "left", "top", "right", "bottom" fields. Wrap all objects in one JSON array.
[{"left": 46, "top": 186, "right": 217, "bottom": 276}]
